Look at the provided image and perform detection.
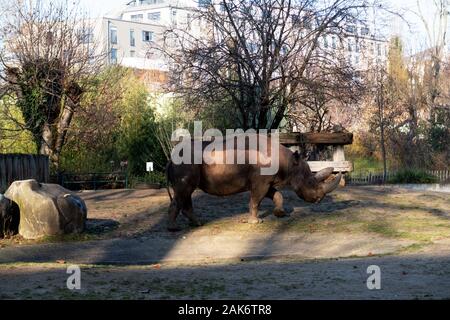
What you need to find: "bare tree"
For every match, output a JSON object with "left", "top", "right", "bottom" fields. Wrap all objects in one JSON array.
[
  {"left": 363, "top": 37, "right": 408, "bottom": 176},
  {"left": 287, "top": 58, "right": 361, "bottom": 132},
  {"left": 0, "top": 0, "right": 104, "bottom": 171},
  {"left": 416, "top": 0, "right": 449, "bottom": 117},
  {"left": 159, "top": 0, "right": 374, "bottom": 130}
]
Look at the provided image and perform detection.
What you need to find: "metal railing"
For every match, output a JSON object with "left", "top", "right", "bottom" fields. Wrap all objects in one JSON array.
[{"left": 51, "top": 172, "right": 128, "bottom": 190}]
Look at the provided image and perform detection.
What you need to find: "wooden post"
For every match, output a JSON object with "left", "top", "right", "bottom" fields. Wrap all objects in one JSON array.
[
  {"left": 332, "top": 146, "right": 346, "bottom": 161},
  {"left": 333, "top": 146, "right": 346, "bottom": 186}
]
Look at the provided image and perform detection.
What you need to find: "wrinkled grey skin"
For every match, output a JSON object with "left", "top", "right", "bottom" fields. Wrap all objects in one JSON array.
[
  {"left": 0, "top": 194, "right": 20, "bottom": 238},
  {"left": 165, "top": 134, "right": 341, "bottom": 231}
]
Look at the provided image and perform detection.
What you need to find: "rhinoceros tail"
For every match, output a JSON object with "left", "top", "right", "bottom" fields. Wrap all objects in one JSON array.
[{"left": 165, "top": 161, "right": 173, "bottom": 202}]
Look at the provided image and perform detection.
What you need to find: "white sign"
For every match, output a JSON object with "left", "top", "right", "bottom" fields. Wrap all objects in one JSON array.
[{"left": 146, "top": 162, "right": 154, "bottom": 172}]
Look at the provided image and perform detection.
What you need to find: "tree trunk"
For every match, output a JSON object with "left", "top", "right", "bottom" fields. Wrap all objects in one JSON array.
[{"left": 380, "top": 121, "right": 387, "bottom": 182}]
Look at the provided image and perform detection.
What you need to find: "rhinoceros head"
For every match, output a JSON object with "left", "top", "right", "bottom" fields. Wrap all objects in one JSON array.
[{"left": 290, "top": 152, "right": 342, "bottom": 203}]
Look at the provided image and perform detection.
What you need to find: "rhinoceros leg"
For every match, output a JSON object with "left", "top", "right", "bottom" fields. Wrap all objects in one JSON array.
[
  {"left": 248, "top": 184, "right": 271, "bottom": 224},
  {"left": 167, "top": 199, "right": 182, "bottom": 232},
  {"left": 265, "top": 187, "right": 287, "bottom": 218},
  {"left": 181, "top": 197, "right": 202, "bottom": 227}
]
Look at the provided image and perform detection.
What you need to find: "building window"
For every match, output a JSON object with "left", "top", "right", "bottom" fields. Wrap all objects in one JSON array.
[
  {"left": 130, "top": 29, "right": 135, "bottom": 46},
  {"left": 171, "top": 10, "right": 177, "bottom": 26},
  {"left": 323, "top": 36, "right": 328, "bottom": 48},
  {"left": 346, "top": 25, "right": 355, "bottom": 34},
  {"left": 348, "top": 40, "right": 352, "bottom": 52},
  {"left": 140, "top": 0, "right": 164, "bottom": 4},
  {"left": 110, "top": 48, "right": 118, "bottom": 64},
  {"left": 131, "top": 14, "right": 143, "bottom": 21},
  {"left": 187, "top": 13, "right": 192, "bottom": 29},
  {"left": 361, "top": 27, "right": 370, "bottom": 36},
  {"left": 142, "top": 31, "right": 153, "bottom": 42},
  {"left": 332, "top": 36, "right": 336, "bottom": 49},
  {"left": 148, "top": 12, "right": 161, "bottom": 21},
  {"left": 130, "top": 50, "right": 136, "bottom": 57},
  {"left": 79, "top": 27, "right": 94, "bottom": 44},
  {"left": 248, "top": 42, "right": 258, "bottom": 53},
  {"left": 377, "top": 44, "right": 382, "bottom": 56},
  {"left": 198, "top": 0, "right": 211, "bottom": 7},
  {"left": 110, "top": 26, "right": 118, "bottom": 44},
  {"left": 88, "top": 48, "right": 95, "bottom": 63}
]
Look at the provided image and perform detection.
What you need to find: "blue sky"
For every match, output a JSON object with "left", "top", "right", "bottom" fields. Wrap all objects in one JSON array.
[{"left": 78, "top": 0, "right": 444, "bottom": 53}]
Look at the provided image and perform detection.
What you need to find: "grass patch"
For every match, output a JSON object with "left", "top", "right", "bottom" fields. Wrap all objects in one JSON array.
[
  {"left": 350, "top": 157, "right": 385, "bottom": 172},
  {"left": 365, "top": 220, "right": 403, "bottom": 238}
]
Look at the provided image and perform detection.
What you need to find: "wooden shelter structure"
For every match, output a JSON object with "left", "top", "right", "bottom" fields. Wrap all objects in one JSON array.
[{"left": 279, "top": 132, "right": 353, "bottom": 179}]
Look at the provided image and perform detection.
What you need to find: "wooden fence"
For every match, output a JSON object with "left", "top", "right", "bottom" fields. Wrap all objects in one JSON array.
[
  {"left": 0, "top": 154, "right": 49, "bottom": 193},
  {"left": 347, "top": 170, "right": 450, "bottom": 185}
]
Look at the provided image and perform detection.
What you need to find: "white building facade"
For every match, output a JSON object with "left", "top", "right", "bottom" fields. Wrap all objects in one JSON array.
[{"left": 88, "top": 0, "right": 389, "bottom": 88}]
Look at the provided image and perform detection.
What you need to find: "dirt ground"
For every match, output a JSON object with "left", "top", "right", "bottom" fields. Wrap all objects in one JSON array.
[{"left": 0, "top": 186, "right": 449, "bottom": 299}]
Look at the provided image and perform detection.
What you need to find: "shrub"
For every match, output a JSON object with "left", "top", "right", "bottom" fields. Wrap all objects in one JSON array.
[
  {"left": 130, "top": 171, "right": 166, "bottom": 187},
  {"left": 388, "top": 169, "right": 438, "bottom": 184}
]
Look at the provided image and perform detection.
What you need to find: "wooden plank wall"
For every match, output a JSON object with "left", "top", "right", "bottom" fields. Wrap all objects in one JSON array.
[{"left": 0, "top": 154, "right": 49, "bottom": 193}]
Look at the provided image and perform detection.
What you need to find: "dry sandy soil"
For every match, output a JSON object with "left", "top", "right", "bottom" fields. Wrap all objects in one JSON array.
[{"left": 0, "top": 186, "right": 449, "bottom": 299}]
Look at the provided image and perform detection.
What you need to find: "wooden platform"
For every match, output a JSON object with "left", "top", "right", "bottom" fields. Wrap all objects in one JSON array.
[
  {"left": 279, "top": 132, "right": 353, "bottom": 145},
  {"left": 307, "top": 161, "right": 353, "bottom": 173},
  {"left": 280, "top": 132, "right": 353, "bottom": 174}
]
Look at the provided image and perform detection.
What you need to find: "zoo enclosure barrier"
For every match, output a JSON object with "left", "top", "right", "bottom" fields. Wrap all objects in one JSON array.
[
  {"left": 0, "top": 154, "right": 49, "bottom": 193},
  {"left": 347, "top": 170, "right": 450, "bottom": 185},
  {"left": 50, "top": 172, "right": 129, "bottom": 191}
]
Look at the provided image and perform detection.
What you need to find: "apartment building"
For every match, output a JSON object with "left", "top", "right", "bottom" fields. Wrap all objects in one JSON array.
[
  {"left": 317, "top": 21, "right": 389, "bottom": 72},
  {"left": 86, "top": 0, "right": 389, "bottom": 92},
  {"left": 89, "top": 0, "right": 205, "bottom": 68}
]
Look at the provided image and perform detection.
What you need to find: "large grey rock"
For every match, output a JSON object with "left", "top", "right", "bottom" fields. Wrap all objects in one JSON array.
[{"left": 4, "top": 180, "right": 87, "bottom": 239}]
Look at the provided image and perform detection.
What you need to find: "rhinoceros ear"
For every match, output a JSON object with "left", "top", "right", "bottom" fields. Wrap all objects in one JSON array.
[{"left": 293, "top": 150, "right": 300, "bottom": 165}]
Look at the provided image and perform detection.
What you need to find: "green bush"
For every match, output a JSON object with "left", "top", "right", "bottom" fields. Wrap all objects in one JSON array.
[
  {"left": 388, "top": 169, "right": 438, "bottom": 184},
  {"left": 130, "top": 171, "right": 166, "bottom": 187}
]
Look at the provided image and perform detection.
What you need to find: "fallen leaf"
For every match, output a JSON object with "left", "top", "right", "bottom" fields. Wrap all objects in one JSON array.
[
  {"left": 56, "top": 260, "right": 66, "bottom": 264},
  {"left": 150, "top": 264, "right": 161, "bottom": 269}
]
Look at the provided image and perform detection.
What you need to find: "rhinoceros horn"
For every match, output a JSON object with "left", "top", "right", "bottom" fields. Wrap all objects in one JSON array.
[
  {"left": 315, "top": 167, "right": 334, "bottom": 182},
  {"left": 322, "top": 172, "right": 342, "bottom": 194}
]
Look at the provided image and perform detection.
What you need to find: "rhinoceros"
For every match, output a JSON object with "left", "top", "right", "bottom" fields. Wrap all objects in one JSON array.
[
  {"left": 165, "top": 133, "right": 341, "bottom": 231},
  {"left": 0, "top": 194, "right": 20, "bottom": 238}
]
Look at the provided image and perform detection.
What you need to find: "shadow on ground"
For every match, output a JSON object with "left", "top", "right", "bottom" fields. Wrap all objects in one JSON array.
[{"left": 1, "top": 251, "right": 450, "bottom": 299}]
